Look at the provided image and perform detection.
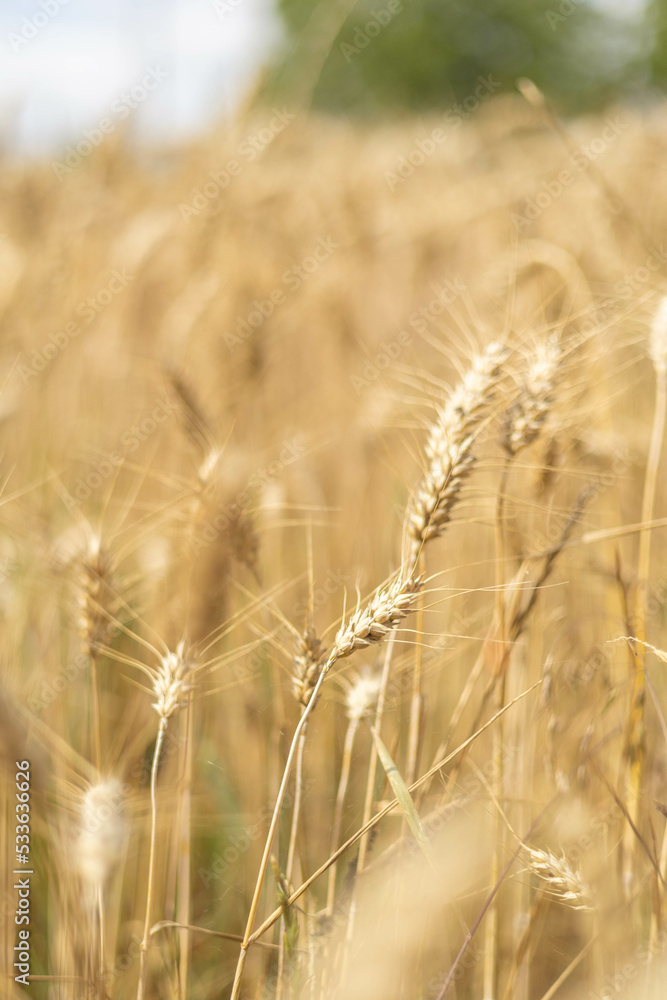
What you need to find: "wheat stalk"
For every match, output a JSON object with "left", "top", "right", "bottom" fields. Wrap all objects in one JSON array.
[
  {"left": 229, "top": 569, "right": 422, "bottom": 1000},
  {"left": 138, "top": 641, "right": 194, "bottom": 1000},
  {"left": 625, "top": 296, "right": 667, "bottom": 905}
]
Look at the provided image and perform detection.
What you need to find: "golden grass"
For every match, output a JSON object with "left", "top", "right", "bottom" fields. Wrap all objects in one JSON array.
[{"left": 1, "top": 93, "right": 667, "bottom": 999}]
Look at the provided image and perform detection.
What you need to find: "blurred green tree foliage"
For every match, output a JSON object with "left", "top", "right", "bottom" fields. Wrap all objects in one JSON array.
[{"left": 271, "top": 0, "right": 655, "bottom": 114}]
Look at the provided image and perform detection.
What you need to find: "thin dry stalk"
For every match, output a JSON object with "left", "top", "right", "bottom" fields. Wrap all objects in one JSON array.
[
  {"left": 229, "top": 571, "right": 422, "bottom": 1000},
  {"left": 326, "top": 670, "right": 380, "bottom": 912},
  {"left": 486, "top": 336, "right": 561, "bottom": 1000},
  {"left": 276, "top": 626, "right": 327, "bottom": 998},
  {"left": 246, "top": 683, "right": 541, "bottom": 953},
  {"left": 138, "top": 642, "right": 193, "bottom": 1000},
  {"left": 626, "top": 299, "right": 667, "bottom": 903}
]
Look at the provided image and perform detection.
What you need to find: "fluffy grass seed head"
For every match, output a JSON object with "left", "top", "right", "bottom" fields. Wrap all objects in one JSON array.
[
  {"left": 76, "top": 778, "right": 127, "bottom": 891},
  {"left": 153, "top": 640, "right": 193, "bottom": 721},
  {"left": 345, "top": 669, "right": 382, "bottom": 722},
  {"left": 524, "top": 845, "right": 592, "bottom": 910}
]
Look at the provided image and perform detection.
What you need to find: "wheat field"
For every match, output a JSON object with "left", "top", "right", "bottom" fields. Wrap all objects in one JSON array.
[{"left": 1, "top": 90, "right": 667, "bottom": 1000}]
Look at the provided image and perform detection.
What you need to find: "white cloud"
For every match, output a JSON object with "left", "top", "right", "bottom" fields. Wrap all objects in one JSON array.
[{"left": 0, "top": 0, "right": 282, "bottom": 153}]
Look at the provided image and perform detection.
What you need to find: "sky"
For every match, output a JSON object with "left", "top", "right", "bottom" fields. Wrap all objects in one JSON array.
[
  {"left": 0, "top": 0, "right": 282, "bottom": 154},
  {"left": 0, "top": 0, "right": 649, "bottom": 156}
]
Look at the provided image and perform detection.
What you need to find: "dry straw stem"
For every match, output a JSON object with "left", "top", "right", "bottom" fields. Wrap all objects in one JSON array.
[
  {"left": 339, "top": 636, "right": 397, "bottom": 975},
  {"left": 138, "top": 641, "right": 194, "bottom": 1000},
  {"left": 228, "top": 569, "right": 422, "bottom": 1000},
  {"left": 487, "top": 334, "right": 561, "bottom": 1000},
  {"left": 166, "top": 371, "right": 227, "bottom": 999},
  {"left": 625, "top": 296, "right": 667, "bottom": 903},
  {"left": 435, "top": 486, "right": 594, "bottom": 804},
  {"left": 244, "top": 681, "right": 542, "bottom": 950},
  {"left": 325, "top": 671, "right": 380, "bottom": 911},
  {"left": 517, "top": 77, "right": 652, "bottom": 248}
]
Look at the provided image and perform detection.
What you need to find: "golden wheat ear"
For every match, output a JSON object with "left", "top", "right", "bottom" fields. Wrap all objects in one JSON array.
[
  {"left": 292, "top": 624, "right": 326, "bottom": 707},
  {"left": 501, "top": 335, "right": 561, "bottom": 456},
  {"left": 407, "top": 341, "right": 508, "bottom": 562}
]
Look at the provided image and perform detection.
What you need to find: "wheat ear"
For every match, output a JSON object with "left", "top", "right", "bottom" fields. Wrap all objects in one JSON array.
[{"left": 407, "top": 341, "right": 508, "bottom": 565}]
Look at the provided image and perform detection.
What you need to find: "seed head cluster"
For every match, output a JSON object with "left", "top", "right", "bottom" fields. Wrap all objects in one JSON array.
[
  {"left": 76, "top": 778, "right": 127, "bottom": 890},
  {"left": 503, "top": 337, "right": 560, "bottom": 456},
  {"left": 153, "top": 641, "right": 193, "bottom": 721},
  {"left": 328, "top": 572, "right": 423, "bottom": 669},
  {"left": 293, "top": 626, "right": 326, "bottom": 707},
  {"left": 408, "top": 342, "right": 508, "bottom": 555}
]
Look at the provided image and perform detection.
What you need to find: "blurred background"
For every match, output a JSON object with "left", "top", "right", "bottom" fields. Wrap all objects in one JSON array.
[
  {"left": 3, "top": 0, "right": 667, "bottom": 156},
  {"left": 5, "top": 1, "right": 667, "bottom": 998}
]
